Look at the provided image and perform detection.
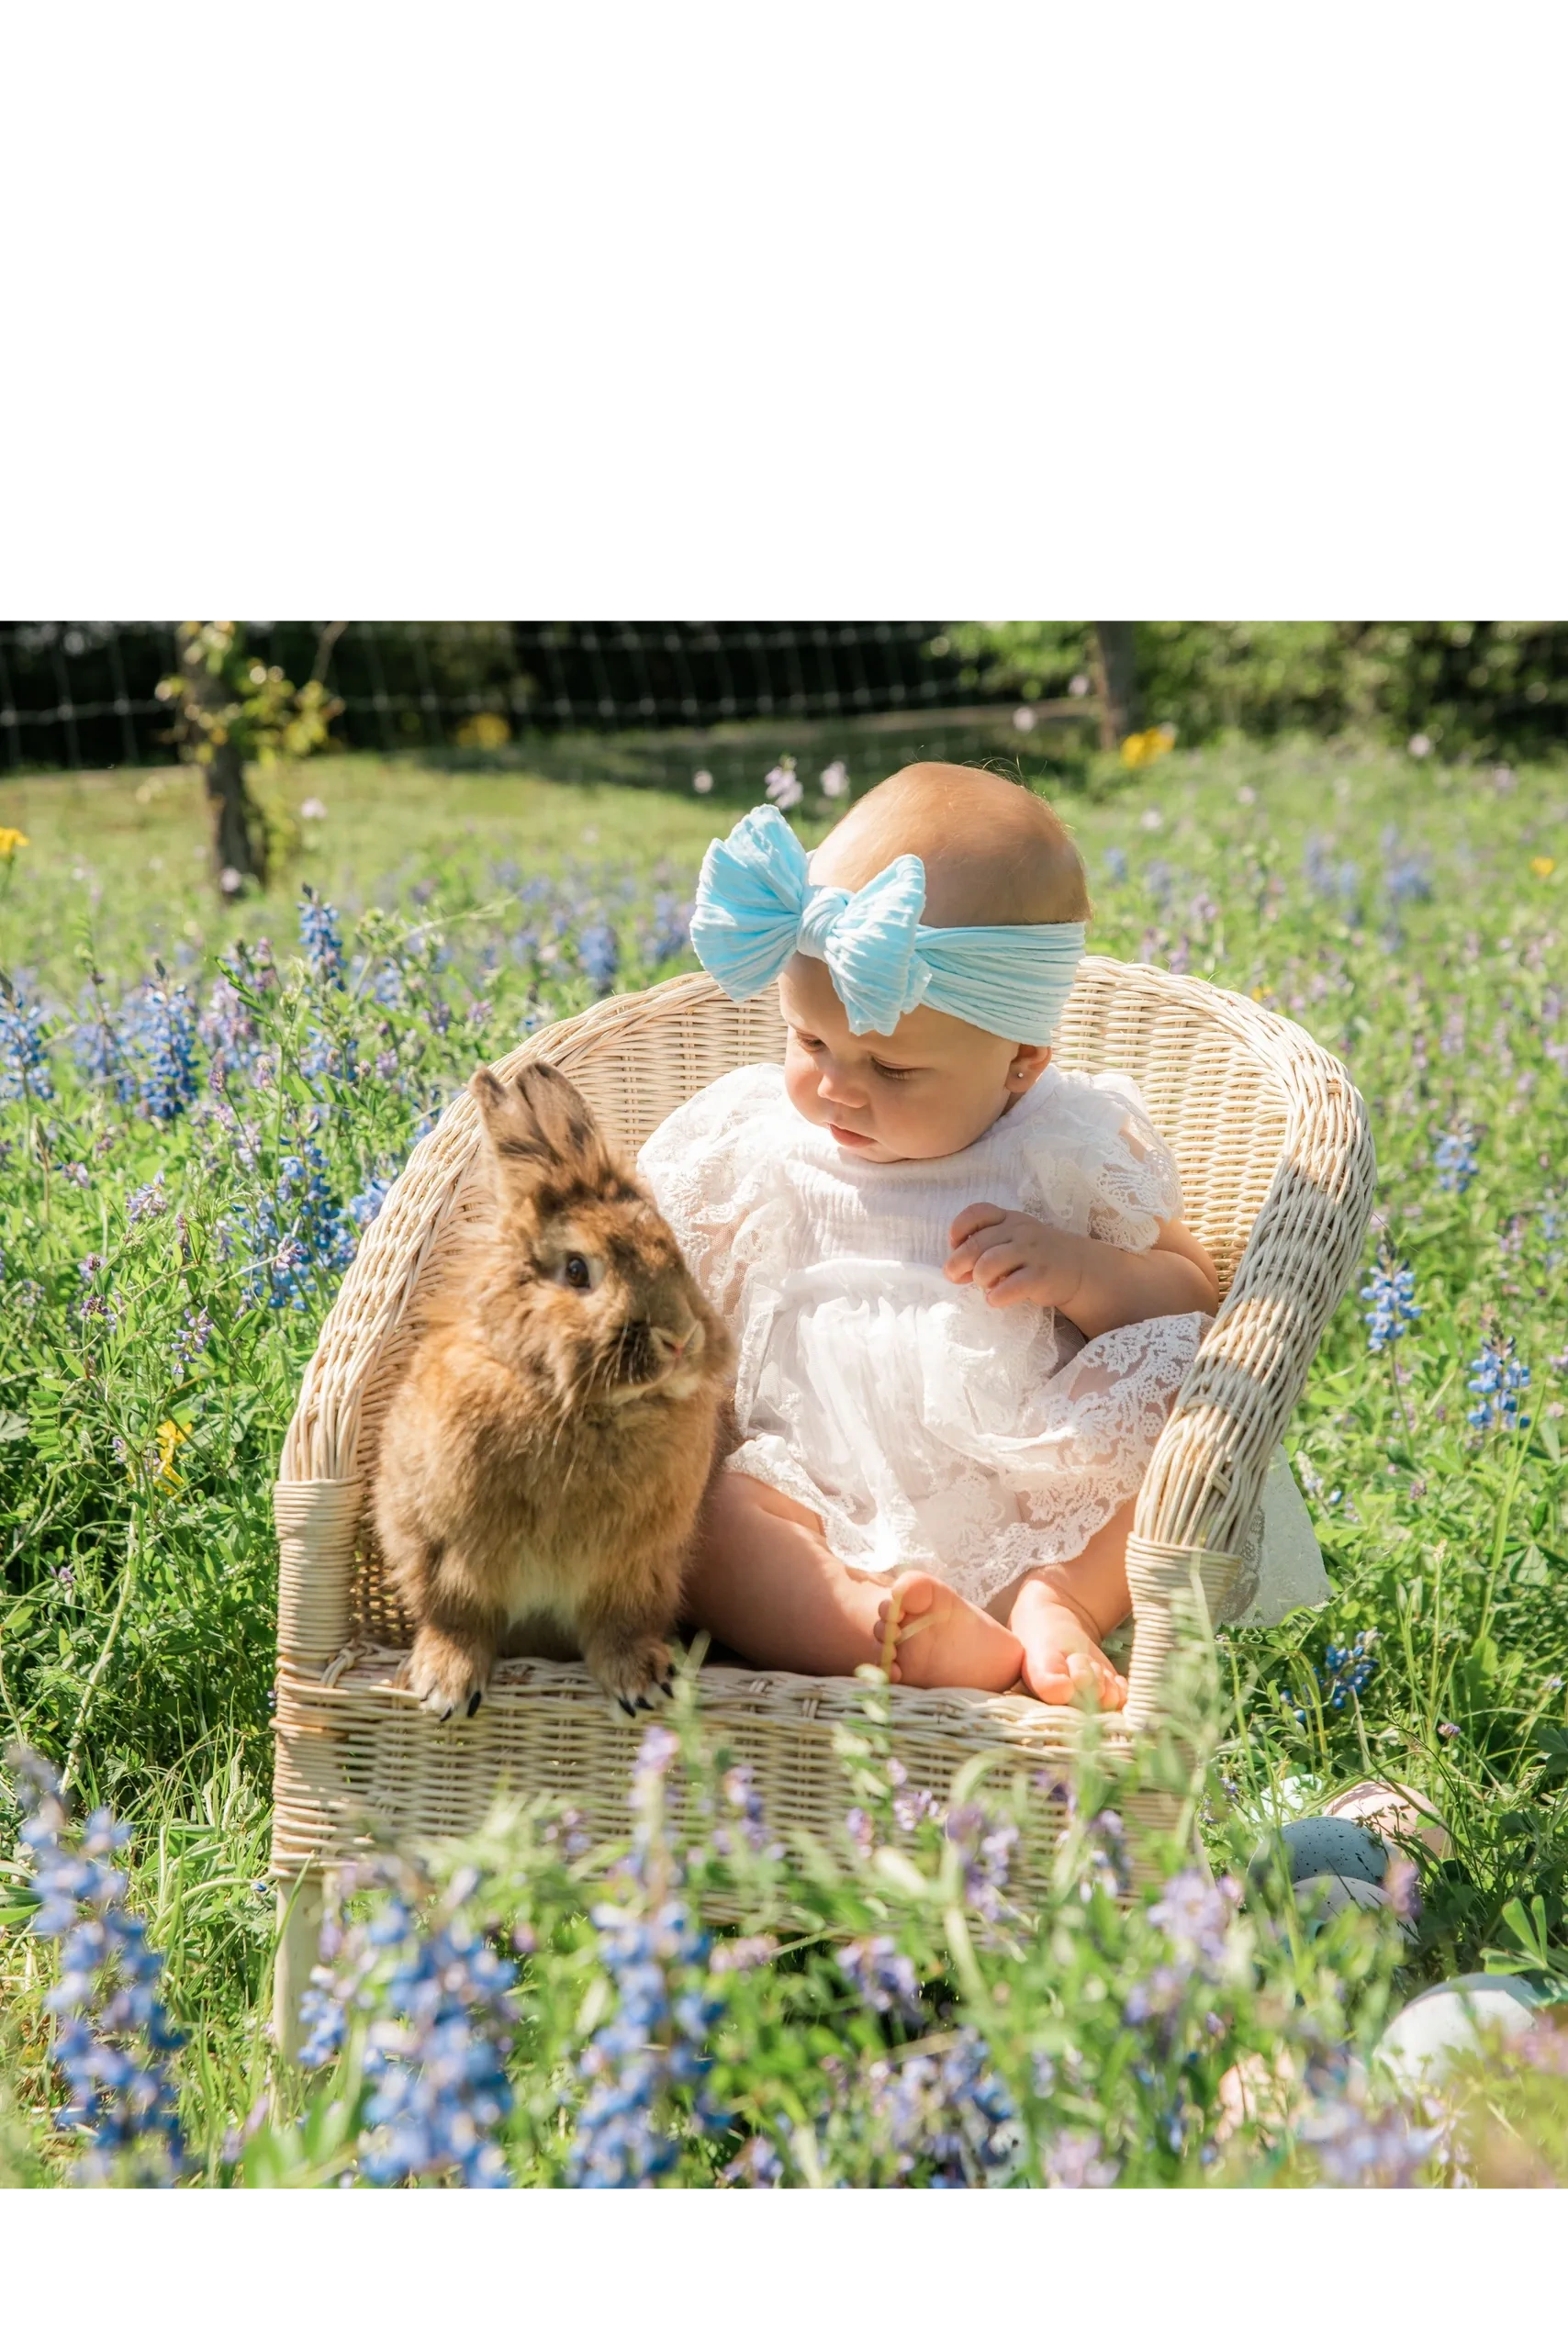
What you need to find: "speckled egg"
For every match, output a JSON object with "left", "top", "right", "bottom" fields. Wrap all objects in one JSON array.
[
  {"left": 1375, "top": 1974, "right": 1543, "bottom": 2092},
  {"left": 1248, "top": 1814, "right": 1389, "bottom": 1891}
]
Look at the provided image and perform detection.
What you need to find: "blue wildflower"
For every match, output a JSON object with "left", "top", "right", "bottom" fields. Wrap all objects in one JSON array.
[
  {"left": 1433, "top": 1129, "right": 1480, "bottom": 1193},
  {"left": 1467, "top": 1337, "right": 1531, "bottom": 1433},
  {"left": 1103, "top": 846, "right": 1129, "bottom": 885},
  {"left": 840, "top": 1936, "right": 924, "bottom": 2023},
  {"left": 567, "top": 1727, "right": 730, "bottom": 2187},
  {"left": 227, "top": 1136, "right": 356, "bottom": 1309},
  {"left": 577, "top": 923, "right": 621, "bottom": 992},
  {"left": 127, "top": 977, "right": 198, "bottom": 1125},
  {"left": 298, "top": 887, "right": 344, "bottom": 988},
  {"left": 0, "top": 986, "right": 54, "bottom": 1102},
  {"left": 1361, "top": 1256, "right": 1419, "bottom": 1352},
  {"left": 11, "top": 1747, "right": 188, "bottom": 2184},
  {"left": 350, "top": 1174, "right": 394, "bottom": 1226}
]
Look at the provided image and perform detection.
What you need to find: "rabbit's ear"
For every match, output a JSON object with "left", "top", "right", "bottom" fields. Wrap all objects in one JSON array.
[{"left": 471, "top": 1061, "right": 615, "bottom": 1201}]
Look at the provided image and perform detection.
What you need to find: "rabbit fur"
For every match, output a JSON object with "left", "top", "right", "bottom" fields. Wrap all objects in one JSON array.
[{"left": 373, "top": 1059, "right": 734, "bottom": 1721}]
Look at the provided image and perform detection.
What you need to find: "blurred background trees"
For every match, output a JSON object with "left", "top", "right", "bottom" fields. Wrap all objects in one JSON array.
[{"left": 4, "top": 621, "right": 1567, "bottom": 784}]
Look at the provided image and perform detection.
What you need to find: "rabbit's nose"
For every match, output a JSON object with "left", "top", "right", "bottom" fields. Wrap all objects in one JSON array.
[{"left": 655, "top": 1322, "right": 700, "bottom": 1360}]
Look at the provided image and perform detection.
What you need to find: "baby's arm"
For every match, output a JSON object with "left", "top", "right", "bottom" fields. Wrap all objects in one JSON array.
[{"left": 945, "top": 1204, "right": 1219, "bottom": 1337}]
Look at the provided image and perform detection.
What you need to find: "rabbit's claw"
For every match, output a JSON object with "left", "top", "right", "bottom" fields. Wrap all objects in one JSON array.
[
  {"left": 403, "top": 1625, "right": 492, "bottom": 1723},
  {"left": 588, "top": 1634, "right": 675, "bottom": 1724}
]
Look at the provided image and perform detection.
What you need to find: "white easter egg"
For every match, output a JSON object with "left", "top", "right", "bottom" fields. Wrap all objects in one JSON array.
[
  {"left": 1375, "top": 1974, "right": 1541, "bottom": 2093},
  {"left": 1292, "top": 1870, "right": 1393, "bottom": 1923}
]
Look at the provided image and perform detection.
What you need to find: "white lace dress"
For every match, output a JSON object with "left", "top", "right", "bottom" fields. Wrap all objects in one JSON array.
[{"left": 637, "top": 1062, "right": 1327, "bottom": 1628}]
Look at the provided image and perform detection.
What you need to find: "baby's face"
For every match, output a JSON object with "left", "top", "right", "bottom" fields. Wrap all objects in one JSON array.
[{"left": 778, "top": 954, "right": 1049, "bottom": 1163}]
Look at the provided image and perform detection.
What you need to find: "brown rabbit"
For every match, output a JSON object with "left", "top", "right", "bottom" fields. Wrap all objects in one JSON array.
[{"left": 372, "top": 1059, "right": 734, "bottom": 1722}]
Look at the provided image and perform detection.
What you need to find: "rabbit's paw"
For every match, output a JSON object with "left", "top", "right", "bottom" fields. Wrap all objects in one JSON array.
[
  {"left": 401, "top": 1624, "right": 493, "bottom": 1722},
  {"left": 584, "top": 1631, "right": 676, "bottom": 1722}
]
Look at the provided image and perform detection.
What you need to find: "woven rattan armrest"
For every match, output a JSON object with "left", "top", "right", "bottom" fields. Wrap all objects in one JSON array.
[{"left": 1122, "top": 990, "right": 1374, "bottom": 1725}]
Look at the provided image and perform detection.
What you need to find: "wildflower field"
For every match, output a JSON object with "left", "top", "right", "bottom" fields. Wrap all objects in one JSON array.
[{"left": 2, "top": 739, "right": 1567, "bottom": 2188}]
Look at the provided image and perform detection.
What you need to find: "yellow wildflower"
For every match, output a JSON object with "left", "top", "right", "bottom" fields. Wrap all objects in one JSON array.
[
  {"left": 455, "top": 711, "right": 510, "bottom": 751},
  {"left": 1119, "top": 725, "right": 1177, "bottom": 770},
  {"left": 0, "top": 826, "right": 28, "bottom": 861},
  {"left": 154, "top": 1419, "right": 188, "bottom": 1488},
  {"left": 1531, "top": 856, "right": 1556, "bottom": 878}
]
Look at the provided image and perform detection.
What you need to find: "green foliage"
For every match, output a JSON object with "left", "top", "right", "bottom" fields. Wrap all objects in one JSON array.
[
  {"left": 943, "top": 621, "right": 1568, "bottom": 755},
  {"left": 157, "top": 623, "right": 342, "bottom": 775},
  {"left": 1, "top": 739, "right": 1566, "bottom": 2184}
]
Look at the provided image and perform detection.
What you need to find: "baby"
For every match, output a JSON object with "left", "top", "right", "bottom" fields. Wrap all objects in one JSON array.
[{"left": 635, "top": 763, "right": 1222, "bottom": 1710}]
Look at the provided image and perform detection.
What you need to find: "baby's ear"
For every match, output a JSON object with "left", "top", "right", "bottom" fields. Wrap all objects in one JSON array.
[{"left": 470, "top": 1061, "right": 615, "bottom": 1200}]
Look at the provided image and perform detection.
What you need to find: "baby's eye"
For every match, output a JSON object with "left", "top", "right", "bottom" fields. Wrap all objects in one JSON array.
[
  {"left": 871, "top": 1060, "right": 916, "bottom": 1081},
  {"left": 793, "top": 1031, "right": 824, "bottom": 1051}
]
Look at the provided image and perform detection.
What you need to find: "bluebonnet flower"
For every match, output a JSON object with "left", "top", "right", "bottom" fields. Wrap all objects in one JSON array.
[
  {"left": 170, "top": 1304, "right": 215, "bottom": 1380},
  {"left": 1467, "top": 1337, "right": 1530, "bottom": 1433},
  {"left": 298, "top": 887, "right": 344, "bottom": 987},
  {"left": 227, "top": 1136, "right": 356, "bottom": 1309},
  {"left": 840, "top": 1936, "right": 924, "bottom": 2023},
  {"left": 1433, "top": 1128, "right": 1480, "bottom": 1192},
  {"left": 641, "top": 893, "right": 691, "bottom": 967},
  {"left": 1298, "top": 2089, "right": 1439, "bottom": 2186},
  {"left": 1125, "top": 1869, "right": 1239, "bottom": 2037},
  {"left": 887, "top": 1756, "right": 941, "bottom": 1834},
  {"left": 863, "top": 2028, "right": 1015, "bottom": 2186},
  {"left": 567, "top": 1725, "right": 730, "bottom": 2187},
  {"left": 577, "top": 923, "right": 621, "bottom": 992},
  {"left": 1319, "top": 1631, "right": 1378, "bottom": 1709},
  {"left": 300, "top": 1027, "right": 359, "bottom": 1086},
  {"left": 11, "top": 1746, "right": 188, "bottom": 2184},
  {"left": 127, "top": 977, "right": 198, "bottom": 1125},
  {"left": 76, "top": 1255, "right": 118, "bottom": 1331},
  {"left": 1361, "top": 1256, "right": 1419, "bottom": 1352},
  {"left": 722, "top": 2134, "right": 784, "bottom": 2186},
  {"left": 1381, "top": 826, "right": 1433, "bottom": 904},
  {"left": 1103, "top": 845, "right": 1129, "bottom": 885},
  {"left": 72, "top": 990, "right": 134, "bottom": 1100},
  {"left": 350, "top": 1173, "right": 394, "bottom": 1226},
  {"left": 196, "top": 971, "right": 256, "bottom": 1071},
  {"left": 713, "top": 1763, "right": 783, "bottom": 1861},
  {"left": 0, "top": 986, "right": 54, "bottom": 1102},
  {"left": 126, "top": 1178, "right": 167, "bottom": 1225},
  {"left": 945, "top": 1801, "right": 1019, "bottom": 1922},
  {"left": 299, "top": 1862, "right": 520, "bottom": 2188}
]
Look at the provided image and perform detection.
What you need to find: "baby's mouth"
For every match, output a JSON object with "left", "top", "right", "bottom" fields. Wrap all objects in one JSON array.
[{"left": 829, "top": 1122, "right": 875, "bottom": 1147}]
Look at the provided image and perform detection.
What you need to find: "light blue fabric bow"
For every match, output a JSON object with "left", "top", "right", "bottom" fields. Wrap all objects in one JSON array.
[{"left": 689, "top": 805, "right": 1085, "bottom": 1044}]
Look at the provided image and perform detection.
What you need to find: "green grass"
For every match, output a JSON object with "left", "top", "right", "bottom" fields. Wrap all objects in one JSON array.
[{"left": 2, "top": 736, "right": 1566, "bottom": 2183}]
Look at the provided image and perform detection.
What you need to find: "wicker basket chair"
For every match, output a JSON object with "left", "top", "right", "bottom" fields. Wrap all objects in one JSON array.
[{"left": 270, "top": 958, "right": 1374, "bottom": 2044}]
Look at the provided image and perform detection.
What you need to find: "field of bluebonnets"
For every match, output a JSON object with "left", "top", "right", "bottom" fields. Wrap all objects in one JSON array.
[{"left": 1, "top": 737, "right": 1567, "bottom": 2188}]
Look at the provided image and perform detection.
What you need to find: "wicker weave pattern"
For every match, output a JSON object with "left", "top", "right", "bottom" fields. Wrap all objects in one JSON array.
[{"left": 270, "top": 959, "right": 1373, "bottom": 1900}]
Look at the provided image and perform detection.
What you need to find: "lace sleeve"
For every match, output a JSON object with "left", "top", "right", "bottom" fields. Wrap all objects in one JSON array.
[
  {"left": 634, "top": 1064, "right": 786, "bottom": 1321},
  {"left": 1083, "top": 1072, "right": 1184, "bottom": 1253}
]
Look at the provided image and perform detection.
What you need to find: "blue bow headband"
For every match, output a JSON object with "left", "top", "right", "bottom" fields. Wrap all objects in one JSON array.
[{"left": 689, "top": 805, "right": 1085, "bottom": 1045}]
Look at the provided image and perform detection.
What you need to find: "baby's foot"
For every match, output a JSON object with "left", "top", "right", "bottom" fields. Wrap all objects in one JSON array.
[
  {"left": 872, "top": 1572, "right": 1025, "bottom": 1693},
  {"left": 1009, "top": 1582, "right": 1127, "bottom": 1711}
]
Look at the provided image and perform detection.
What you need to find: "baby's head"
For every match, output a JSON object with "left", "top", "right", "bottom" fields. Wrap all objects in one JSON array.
[{"left": 780, "top": 763, "right": 1090, "bottom": 1163}]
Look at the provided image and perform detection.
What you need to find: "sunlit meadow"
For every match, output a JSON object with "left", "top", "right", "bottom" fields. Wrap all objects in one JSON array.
[{"left": 1, "top": 738, "right": 1566, "bottom": 2186}]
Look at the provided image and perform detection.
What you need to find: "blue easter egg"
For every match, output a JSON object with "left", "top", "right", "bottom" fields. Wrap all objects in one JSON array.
[{"left": 1248, "top": 1814, "right": 1388, "bottom": 1890}]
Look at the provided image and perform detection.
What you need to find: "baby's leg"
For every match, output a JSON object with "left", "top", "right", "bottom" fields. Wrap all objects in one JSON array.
[
  {"left": 995, "top": 1496, "right": 1136, "bottom": 1709},
  {"left": 685, "top": 1472, "right": 1023, "bottom": 1687}
]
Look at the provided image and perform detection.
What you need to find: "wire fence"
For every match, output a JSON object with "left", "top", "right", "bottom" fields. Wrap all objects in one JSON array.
[{"left": 0, "top": 622, "right": 1037, "bottom": 775}]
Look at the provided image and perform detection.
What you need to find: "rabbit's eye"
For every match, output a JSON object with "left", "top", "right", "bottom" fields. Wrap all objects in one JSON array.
[{"left": 562, "top": 1252, "right": 592, "bottom": 1290}]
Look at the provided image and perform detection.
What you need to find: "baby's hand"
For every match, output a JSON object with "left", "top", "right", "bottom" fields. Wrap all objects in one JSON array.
[{"left": 945, "top": 1203, "right": 1084, "bottom": 1312}]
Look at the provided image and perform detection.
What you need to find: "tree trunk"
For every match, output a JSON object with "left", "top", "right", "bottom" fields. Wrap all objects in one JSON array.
[
  {"left": 175, "top": 624, "right": 268, "bottom": 890},
  {"left": 1092, "top": 623, "right": 1141, "bottom": 751}
]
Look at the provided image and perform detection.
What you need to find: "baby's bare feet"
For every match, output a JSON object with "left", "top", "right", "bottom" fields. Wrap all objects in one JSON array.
[
  {"left": 872, "top": 1572, "right": 1025, "bottom": 1693},
  {"left": 1008, "top": 1579, "right": 1127, "bottom": 1710}
]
